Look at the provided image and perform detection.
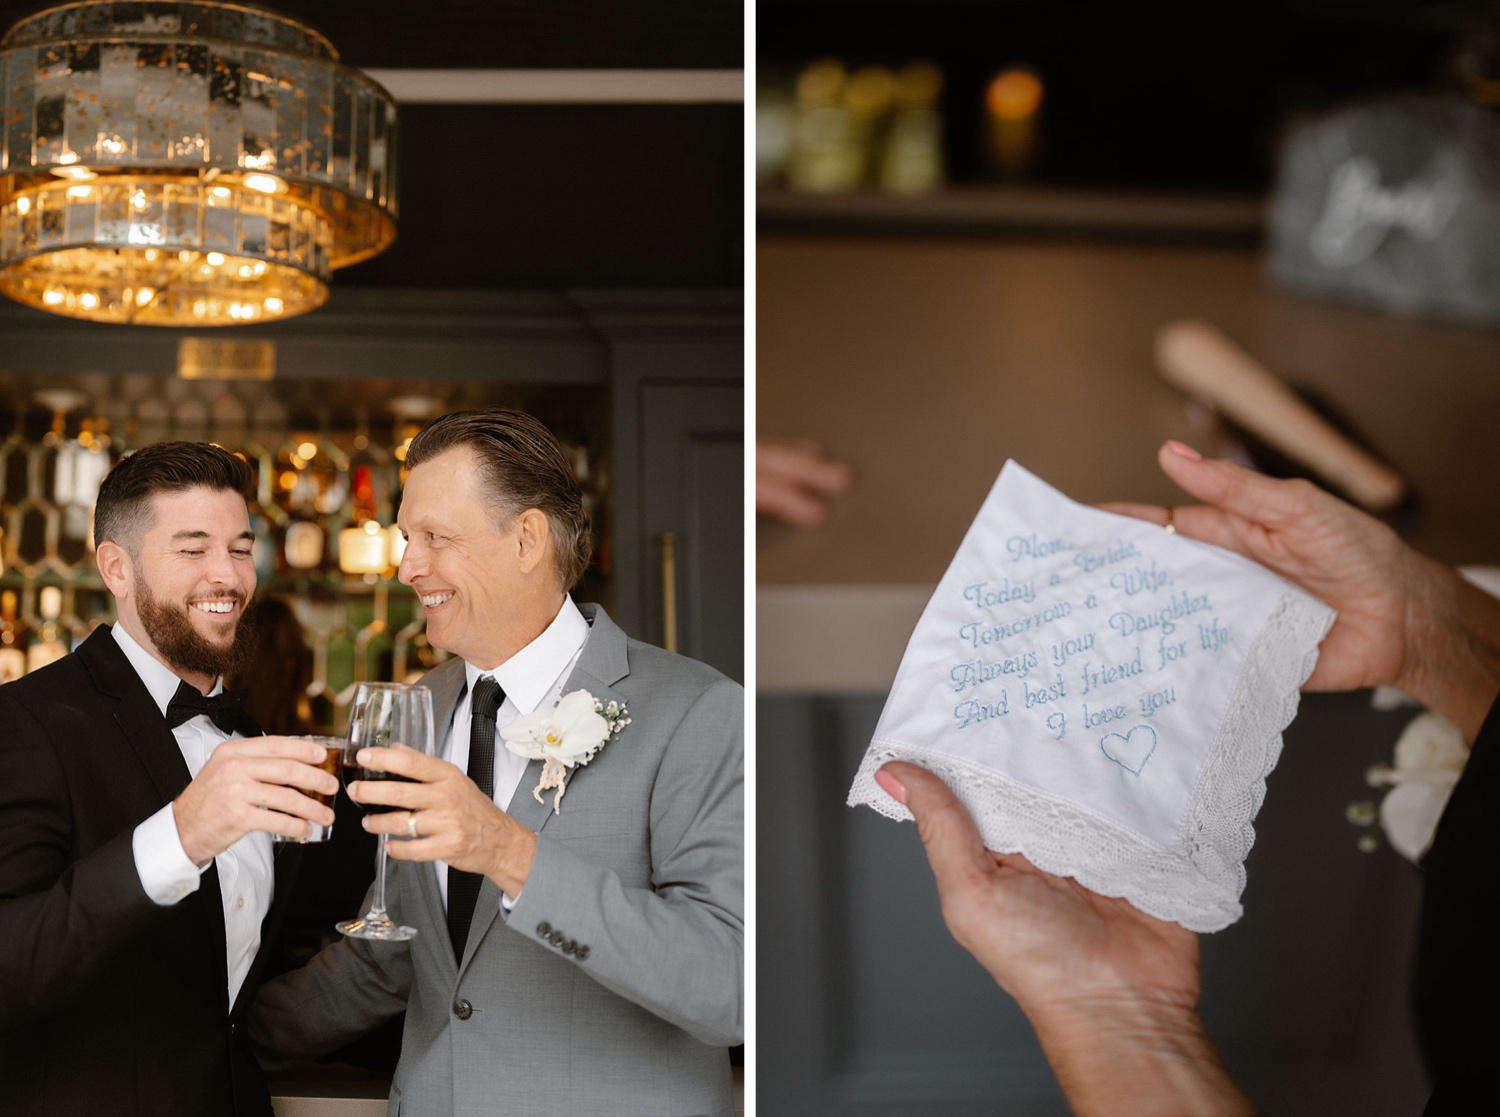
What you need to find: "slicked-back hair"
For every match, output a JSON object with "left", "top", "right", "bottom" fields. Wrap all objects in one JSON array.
[
  {"left": 405, "top": 409, "right": 592, "bottom": 592},
  {"left": 93, "top": 441, "right": 255, "bottom": 553}
]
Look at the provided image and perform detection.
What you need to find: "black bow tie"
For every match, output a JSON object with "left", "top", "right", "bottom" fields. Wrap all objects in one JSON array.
[{"left": 165, "top": 680, "right": 254, "bottom": 736}]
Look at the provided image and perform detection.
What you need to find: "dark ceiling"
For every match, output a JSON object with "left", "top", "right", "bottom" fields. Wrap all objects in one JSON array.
[{"left": 0, "top": 1, "right": 745, "bottom": 289}]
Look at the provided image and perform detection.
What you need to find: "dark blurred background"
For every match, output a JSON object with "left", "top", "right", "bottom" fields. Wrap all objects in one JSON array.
[{"left": 759, "top": 0, "right": 1500, "bottom": 193}]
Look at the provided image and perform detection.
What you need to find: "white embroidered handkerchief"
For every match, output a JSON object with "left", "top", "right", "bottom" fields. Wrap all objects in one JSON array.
[{"left": 848, "top": 461, "right": 1335, "bottom": 931}]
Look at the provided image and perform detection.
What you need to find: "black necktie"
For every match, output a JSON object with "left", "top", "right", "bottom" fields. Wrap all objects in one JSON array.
[
  {"left": 449, "top": 676, "right": 503, "bottom": 960},
  {"left": 165, "top": 679, "right": 257, "bottom": 736}
]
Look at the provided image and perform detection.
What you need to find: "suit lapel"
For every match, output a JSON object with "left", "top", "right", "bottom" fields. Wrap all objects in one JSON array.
[
  {"left": 456, "top": 605, "right": 633, "bottom": 978},
  {"left": 76, "top": 629, "right": 232, "bottom": 1008},
  {"left": 234, "top": 714, "right": 302, "bottom": 1019},
  {"left": 501, "top": 605, "right": 631, "bottom": 839},
  {"left": 75, "top": 629, "right": 194, "bottom": 804},
  {"left": 423, "top": 655, "right": 468, "bottom": 748},
  {"left": 415, "top": 658, "right": 468, "bottom": 977}
]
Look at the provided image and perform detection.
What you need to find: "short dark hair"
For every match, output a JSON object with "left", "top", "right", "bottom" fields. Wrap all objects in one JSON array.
[
  {"left": 94, "top": 441, "right": 254, "bottom": 552},
  {"left": 406, "top": 409, "right": 592, "bottom": 592}
]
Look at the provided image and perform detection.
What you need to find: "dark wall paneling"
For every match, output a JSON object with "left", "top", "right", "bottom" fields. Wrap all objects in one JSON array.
[{"left": 341, "top": 105, "right": 744, "bottom": 289}]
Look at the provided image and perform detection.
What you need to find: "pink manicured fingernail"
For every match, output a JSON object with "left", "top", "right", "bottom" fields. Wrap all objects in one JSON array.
[
  {"left": 1166, "top": 440, "right": 1202, "bottom": 461},
  {"left": 874, "top": 767, "right": 907, "bottom": 805}
]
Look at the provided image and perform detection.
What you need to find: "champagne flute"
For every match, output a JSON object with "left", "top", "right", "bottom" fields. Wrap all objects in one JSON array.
[{"left": 336, "top": 681, "right": 434, "bottom": 941}]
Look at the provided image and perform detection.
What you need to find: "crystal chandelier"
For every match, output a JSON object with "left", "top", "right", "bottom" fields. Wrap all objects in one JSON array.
[{"left": 0, "top": 2, "right": 397, "bottom": 326}]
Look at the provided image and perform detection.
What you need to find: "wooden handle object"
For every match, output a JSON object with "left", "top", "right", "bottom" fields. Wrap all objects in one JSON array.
[{"left": 1154, "top": 320, "right": 1408, "bottom": 512}]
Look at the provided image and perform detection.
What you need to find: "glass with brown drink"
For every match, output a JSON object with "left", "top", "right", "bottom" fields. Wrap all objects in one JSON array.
[{"left": 272, "top": 735, "right": 343, "bottom": 843}]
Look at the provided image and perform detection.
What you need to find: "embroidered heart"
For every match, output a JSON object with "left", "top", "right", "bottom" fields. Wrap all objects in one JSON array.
[{"left": 1100, "top": 725, "right": 1157, "bottom": 776}]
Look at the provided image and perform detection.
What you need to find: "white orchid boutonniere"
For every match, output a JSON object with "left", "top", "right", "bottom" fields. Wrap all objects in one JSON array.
[{"left": 500, "top": 690, "right": 631, "bottom": 814}]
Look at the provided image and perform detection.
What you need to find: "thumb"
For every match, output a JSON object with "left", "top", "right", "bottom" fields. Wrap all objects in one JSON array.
[
  {"left": 1156, "top": 440, "right": 1310, "bottom": 530},
  {"left": 879, "top": 762, "right": 995, "bottom": 896}
]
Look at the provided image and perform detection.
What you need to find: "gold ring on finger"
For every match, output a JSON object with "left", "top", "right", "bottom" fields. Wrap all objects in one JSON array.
[{"left": 407, "top": 810, "right": 419, "bottom": 838}]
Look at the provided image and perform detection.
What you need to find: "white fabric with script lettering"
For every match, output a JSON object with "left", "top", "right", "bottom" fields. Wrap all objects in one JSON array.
[{"left": 848, "top": 461, "right": 1335, "bottom": 931}]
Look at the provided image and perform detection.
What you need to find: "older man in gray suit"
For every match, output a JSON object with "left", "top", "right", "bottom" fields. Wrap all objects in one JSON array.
[{"left": 250, "top": 409, "right": 742, "bottom": 1116}]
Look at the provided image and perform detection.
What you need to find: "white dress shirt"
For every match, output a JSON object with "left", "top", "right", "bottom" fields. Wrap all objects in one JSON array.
[
  {"left": 118, "top": 624, "right": 274, "bottom": 1009},
  {"left": 438, "top": 596, "right": 590, "bottom": 911}
]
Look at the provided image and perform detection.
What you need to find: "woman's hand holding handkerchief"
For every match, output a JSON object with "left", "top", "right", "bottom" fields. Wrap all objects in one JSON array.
[
  {"left": 867, "top": 442, "right": 1500, "bottom": 1116},
  {"left": 1108, "top": 441, "right": 1500, "bottom": 742},
  {"left": 849, "top": 456, "right": 1336, "bottom": 931},
  {"left": 877, "top": 759, "right": 1257, "bottom": 1117}
]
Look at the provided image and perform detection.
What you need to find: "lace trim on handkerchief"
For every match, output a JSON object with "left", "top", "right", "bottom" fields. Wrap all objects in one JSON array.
[{"left": 847, "top": 585, "right": 1333, "bottom": 932}]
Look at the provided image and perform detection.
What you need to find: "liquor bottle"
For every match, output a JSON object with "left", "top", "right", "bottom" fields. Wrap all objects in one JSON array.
[
  {"left": 789, "top": 59, "right": 863, "bottom": 193},
  {"left": 274, "top": 431, "right": 348, "bottom": 578},
  {"left": 756, "top": 68, "right": 795, "bottom": 185},
  {"left": 53, "top": 415, "right": 112, "bottom": 571},
  {"left": 983, "top": 66, "right": 1044, "bottom": 179},
  {"left": 337, "top": 414, "right": 393, "bottom": 577},
  {"left": 26, "top": 586, "right": 69, "bottom": 673},
  {"left": 34, "top": 389, "right": 90, "bottom": 574},
  {"left": 239, "top": 438, "right": 283, "bottom": 585},
  {"left": 388, "top": 395, "right": 442, "bottom": 571},
  {"left": 337, "top": 462, "right": 388, "bottom": 576},
  {"left": 0, "top": 589, "right": 30, "bottom": 683},
  {"left": 879, "top": 61, "right": 945, "bottom": 195}
]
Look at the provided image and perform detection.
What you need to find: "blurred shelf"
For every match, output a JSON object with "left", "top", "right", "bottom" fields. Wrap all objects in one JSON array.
[
  {"left": 758, "top": 238, "right": 1500, "bottom": 590},
  {"left": 757, "top": 185, "right": 1267, "bottom": 244}
]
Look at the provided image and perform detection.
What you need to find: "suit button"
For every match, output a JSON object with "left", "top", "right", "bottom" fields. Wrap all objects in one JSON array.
[
  {"left": 575, "top": 945, "right": 590, "bottom": 961},
  {"left": 535, "top": 922, "right": 551, "bottom": 938},
  {"left": 453, "top": 999, "right": 473, "bottom": 1020},
  {"left": 562, "top": 939, "right": 576, "bottom": 955},
  {"left": 548, "top": 930, "right": 564, "bottom": 947}
]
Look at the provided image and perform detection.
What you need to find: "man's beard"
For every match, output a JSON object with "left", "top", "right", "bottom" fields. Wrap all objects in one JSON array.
[{"left": 135, "top": 575, "right": 256, "bottom": 681}]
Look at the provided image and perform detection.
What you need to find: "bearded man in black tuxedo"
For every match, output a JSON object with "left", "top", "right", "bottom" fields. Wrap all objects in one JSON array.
[{"left": 0, "top": 441, "right": 340, "bottom": 1117}]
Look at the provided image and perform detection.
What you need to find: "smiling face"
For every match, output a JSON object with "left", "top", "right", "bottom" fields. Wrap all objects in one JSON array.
[
  {"left": 397, "top": 446, "right": 562, "bottom": 670},
  {"left": 100, "top": 486, "right": 258, "bottom": 691}
]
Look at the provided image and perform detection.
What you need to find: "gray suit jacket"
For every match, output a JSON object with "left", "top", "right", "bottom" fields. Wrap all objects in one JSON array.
[{"left": 249, "top": 604, "right": 742, "bottom": 1117}]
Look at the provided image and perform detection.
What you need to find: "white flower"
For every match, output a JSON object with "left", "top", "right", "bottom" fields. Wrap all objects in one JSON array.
[
  {"left": 1358, "top": 712, "right": 1468, "bottom": 863},
  {"left": 502, "top": 690, "right": 609, "bottom": 765},
  {"left": 1392, "top": 712, "right": 1467, "bottom": 774},
  {"left": 1355, "top": 571, "right": 1496, "bottom": 860},
  {"left": 500, "top": 690, "right": 629, "bottom": 814}
]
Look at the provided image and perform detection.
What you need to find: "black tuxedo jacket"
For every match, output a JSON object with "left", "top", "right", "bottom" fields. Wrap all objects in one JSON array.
[
  {"left": 0, "top": 627, "right": 300, "bottom": 1116},
  {"left": 1418, "top": 694, "right": 1500, "bottom": 1114}
]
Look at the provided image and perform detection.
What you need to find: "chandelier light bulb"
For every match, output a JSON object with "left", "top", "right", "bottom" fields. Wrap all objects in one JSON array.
[{"left": 242, "top": 174, "right": 285, "bottom": 195}]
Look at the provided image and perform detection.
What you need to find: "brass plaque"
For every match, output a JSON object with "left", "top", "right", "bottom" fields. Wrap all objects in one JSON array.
[{"left": 177, "top": 338, "right": 277, "bottom": 380}]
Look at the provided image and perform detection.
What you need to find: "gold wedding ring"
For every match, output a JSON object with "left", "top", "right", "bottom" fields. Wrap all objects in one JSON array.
[
  {"left": 406, "top": 811, "right": 419, "bottom": 838},
  {"left": 1163, "top": 506, "right": 1177, "bottom": 534}
]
